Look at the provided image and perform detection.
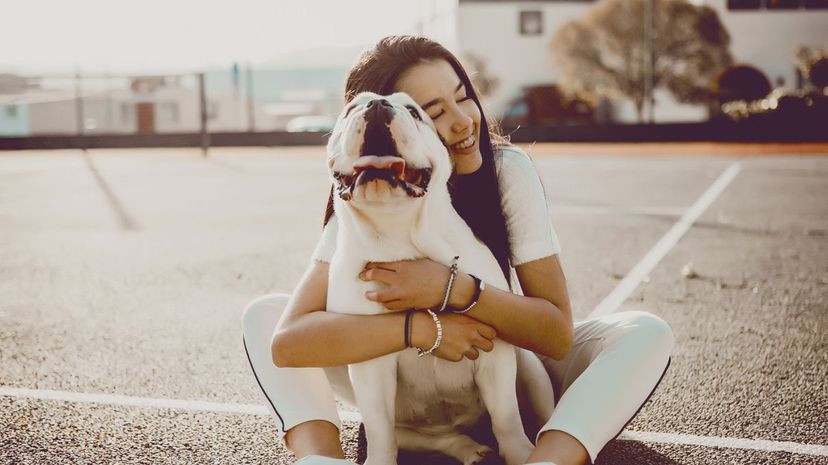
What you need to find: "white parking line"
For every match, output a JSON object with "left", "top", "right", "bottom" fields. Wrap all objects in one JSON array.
[
  {"left": 551, "top": 205, "right": 686, "bottom": 216},
  {"left": 2, "top": 385, "right": 826, "bottom": 457},
  {"left": 619, "top": 430, "right": 828, "bottom": 457},
  {"left": 589, "top": 162, "right": 743, "bottom": 318}
]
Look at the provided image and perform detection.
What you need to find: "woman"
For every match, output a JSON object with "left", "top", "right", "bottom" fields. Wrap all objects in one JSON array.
[{"left": 242, "top": 35, "right": 674, "bottom": 465}]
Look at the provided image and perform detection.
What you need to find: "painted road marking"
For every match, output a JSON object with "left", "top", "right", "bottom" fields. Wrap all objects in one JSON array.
[
  {"left": 620, "top": 430, "right": 828, "bottom": 457},
  {"left": 589, "top": 162, "right": 743, "bottom": 318},
  {"left": 551, "top": 205, "right": 686, "bottom": 216},
  {"left": 2, "top": 386, "right": 826, "bottom": 457}
]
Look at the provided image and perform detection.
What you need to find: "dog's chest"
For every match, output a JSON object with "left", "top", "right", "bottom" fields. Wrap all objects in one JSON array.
[{"left": 394, "top": 350, "right": 486, "bottom": 432}]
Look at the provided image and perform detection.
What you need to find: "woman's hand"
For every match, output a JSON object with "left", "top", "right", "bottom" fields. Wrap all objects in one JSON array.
[
  {"left": 358, "top": 259, "right": 495, "bottom": 361},
  {"left": 358, "top": 258, "right": 451, "bottom": 311},
  {"left": 412, "top": 311, "right": 497, "bottom": 362}
]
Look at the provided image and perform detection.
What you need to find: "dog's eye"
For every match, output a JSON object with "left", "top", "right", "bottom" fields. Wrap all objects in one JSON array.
[{"left": 406, "top": 105, "right": 422, "bottom": 122}]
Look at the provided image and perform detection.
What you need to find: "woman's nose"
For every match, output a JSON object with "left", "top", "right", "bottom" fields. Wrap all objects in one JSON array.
[{"left": 452, "top": 113, "right": 472, "bottom": 133}]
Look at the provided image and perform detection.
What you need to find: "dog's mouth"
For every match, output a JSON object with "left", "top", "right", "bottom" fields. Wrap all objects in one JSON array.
[{"left": 333, "top": 156, "right": 432, "bottom": 201}]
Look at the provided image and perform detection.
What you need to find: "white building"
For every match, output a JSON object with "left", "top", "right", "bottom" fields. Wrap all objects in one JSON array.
[
  {"left": 449, "top": 0, "right": 828, "bottom": 123},
  {"left": 0, "top": 77, "right": 289, "bottom": 136}
]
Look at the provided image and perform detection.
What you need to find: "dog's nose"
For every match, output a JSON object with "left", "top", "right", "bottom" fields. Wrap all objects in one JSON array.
[
  {"left": 366, "top": 98, "right": 393, "bottom": 109},
  {"left": 363, "top": 98, "right": 395, "bottom": 127}
]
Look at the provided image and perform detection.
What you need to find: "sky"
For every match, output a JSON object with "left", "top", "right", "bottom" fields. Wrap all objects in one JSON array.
[{"left": 1, "top": 0, "right": 426, "bottom": 75}]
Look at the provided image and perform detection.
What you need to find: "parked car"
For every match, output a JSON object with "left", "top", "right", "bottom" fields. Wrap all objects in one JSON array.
[{"left": 500, "top": 84, "right": 595, "bottom": 129}]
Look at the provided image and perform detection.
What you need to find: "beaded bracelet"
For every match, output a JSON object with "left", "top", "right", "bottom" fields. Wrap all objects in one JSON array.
[
  {"left": 416, "top": 309, "right": 443, "bottom": 357},
  {"left": 437, "top": 256, "right": 460, "bottom": 313}
]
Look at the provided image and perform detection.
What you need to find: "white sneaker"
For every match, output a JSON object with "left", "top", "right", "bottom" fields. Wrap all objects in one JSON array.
[{"left": 293, "top": 455, "right": 358, "bottom": 465}]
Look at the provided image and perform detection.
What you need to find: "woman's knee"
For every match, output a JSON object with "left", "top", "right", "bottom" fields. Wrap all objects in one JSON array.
[
  {"left": 620, "top": 311, "right": 675, "bottom": 356},
  {"left": 241, "top": 293, "right": 292, "bottom": 334}
]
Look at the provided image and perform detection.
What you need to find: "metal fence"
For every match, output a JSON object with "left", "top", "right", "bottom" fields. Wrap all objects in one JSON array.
[{"left": 0, "top": 66, "right": 345, "bottom": 142}]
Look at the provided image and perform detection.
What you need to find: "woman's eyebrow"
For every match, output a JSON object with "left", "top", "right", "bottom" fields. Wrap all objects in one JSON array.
[{"left": 421, "top": 81, "right": 464, "bottom": 111}]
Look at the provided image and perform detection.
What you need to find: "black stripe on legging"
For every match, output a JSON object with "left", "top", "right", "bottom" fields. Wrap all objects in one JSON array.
[
  {"left": 243, "top": 335, "right": 287, "bottom": 434},
  {"left": 598, "top": 356, "right": 672, "bottom": 464}
]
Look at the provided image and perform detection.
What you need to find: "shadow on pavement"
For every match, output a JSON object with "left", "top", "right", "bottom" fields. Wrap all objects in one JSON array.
[{"left": 595, "top": 440, "right": 679, "bottom": 465}]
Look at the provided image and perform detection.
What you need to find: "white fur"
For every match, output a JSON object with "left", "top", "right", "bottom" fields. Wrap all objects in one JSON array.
[{"left": 326, "top": 92, "right": 534, "bottom": 465}]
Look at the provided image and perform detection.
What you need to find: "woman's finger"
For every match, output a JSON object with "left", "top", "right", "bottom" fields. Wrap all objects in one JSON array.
[
  {"left": 366, "top": 287, "right": 402, "bottom": 303},
  {"left": 477, "top": 325, "right": 497, "bottom": 340},
  {"left": 365, "top": 262, "right": 397, "bottom": 272},
  {"left": 360, "top": 268, "right": 396, "bottom": 285},
  {"left": 465, "top": 347, "right": 480, "bottom": 360},
  {"left": 383, "top": 299, "right": 408, "bottom": 311},
  {"left": 476, "top": 335, "right": 495, "bottom": 353}
]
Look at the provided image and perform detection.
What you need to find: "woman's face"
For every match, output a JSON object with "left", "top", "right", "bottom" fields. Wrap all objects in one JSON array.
[{"left": 394, "top": 59, "right": 482, "bottom": 175}]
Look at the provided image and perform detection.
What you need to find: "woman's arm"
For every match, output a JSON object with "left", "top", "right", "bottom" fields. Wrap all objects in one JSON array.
[
  {"left": 271, "top": 259, "right": 497, "bottom": 367},
  {"left": 361, "top": 255, "right": 574, "bottom": 361},
  {"left": 448, "top": 255, "right": 573, "bottom": 360},
  {"left": 271, "top": 260, "right": 407, "bottom": 367}
]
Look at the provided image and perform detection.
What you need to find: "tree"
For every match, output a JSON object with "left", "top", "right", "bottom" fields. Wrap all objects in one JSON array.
[
  {"left": 796, "top": 45, "right": 828, "bottom": 89},
  {"left": 550, "top": 0, "right": 733, "bottom": 123},
  {"left": 712, "top": 64, "right": 772, "bottom": 104},
  {"left": 461, "top": 52, "right": 500, "bottom": 97}
]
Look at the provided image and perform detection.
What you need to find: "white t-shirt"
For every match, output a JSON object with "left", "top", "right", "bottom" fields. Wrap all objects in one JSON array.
[{"left": 311, "top": 144, "right": 561, "bottom": 267}]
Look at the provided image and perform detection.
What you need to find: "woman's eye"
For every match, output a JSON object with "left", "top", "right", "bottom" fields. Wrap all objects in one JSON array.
[
  {"left": 431, "top": 95, "right": 471, "bottom": 120},
  {"left": 406, "top": 106, "right": 422, "bottom": 121}
]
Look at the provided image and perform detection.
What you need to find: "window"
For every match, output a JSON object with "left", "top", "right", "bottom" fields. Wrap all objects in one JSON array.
[
  {"left": 121, "top": 103, "right": 133, "bottom": 123},
  {"left": 728, "top": 0, "right": 828, "bottom": 8},
  {"left": 766, "top": 0, "right": 799, "bottom": 8},
  {"left": 728, "top": 0, "right": 761, "bottom": 9},
  {"left": 207, "top": 101, "right": 219, "bottom": 121},
  {"left": 157, "top": 102, "right": 180, "bottom": 123},
  {"left": 519, "top": 11, "right": 543, "bottom": 36}
]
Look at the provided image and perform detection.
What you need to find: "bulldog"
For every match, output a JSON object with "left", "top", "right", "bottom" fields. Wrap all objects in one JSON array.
[{"left": 324, "top": 91, "right": 536, "bottom": 465}]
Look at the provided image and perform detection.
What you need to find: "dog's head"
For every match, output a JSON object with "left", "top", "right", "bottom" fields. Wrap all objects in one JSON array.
[{"left": 326, "top": 91, "right": 452, "bottom": 205}]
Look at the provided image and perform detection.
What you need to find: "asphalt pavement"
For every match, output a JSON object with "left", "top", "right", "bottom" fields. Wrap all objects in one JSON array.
[{"left": 0, "top": 144, "right": 825, "bottom": 464}]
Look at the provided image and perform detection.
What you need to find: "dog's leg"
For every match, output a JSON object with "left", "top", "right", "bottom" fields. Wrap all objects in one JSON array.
[
  {"left": 395, "top": 427, "right": 498, "bottom": 465},
  {"left": 475, "top": 340, "right": 535, "bottom": 465},
  {"left": 349, "top": 352, "right": 400, "bottom": 465}
]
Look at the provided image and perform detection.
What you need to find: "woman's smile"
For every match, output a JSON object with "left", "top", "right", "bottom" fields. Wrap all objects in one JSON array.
[{"left": 450, "top": 132, "right": 477, "bottom": 155}]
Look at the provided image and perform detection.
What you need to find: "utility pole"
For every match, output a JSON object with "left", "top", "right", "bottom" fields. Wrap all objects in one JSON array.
[
  {"left": 246, "top": 63, "right": 255, "bottom": 132},
  {"left": 75, "top": 70, "right": 84, "bottom": 135},
  {"left": 198, "top": 72, "right": 209, "bottom": 157},
  {"left": 644, "top": 0, "right": 656, "bottom": 124},
  {"left": 75, "top": 68, "right": 86, "bottom": 151}
]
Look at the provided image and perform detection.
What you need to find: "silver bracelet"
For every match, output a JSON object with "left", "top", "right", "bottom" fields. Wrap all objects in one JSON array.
[
  {"left": 437, "top": 256, "right": 460, "bottom": 312},
  {"left": 416, "top": 309, "right": 443, "bottom": 357},
  {"left": 452, "top": 274, "right": 485, "bottom": 314}
]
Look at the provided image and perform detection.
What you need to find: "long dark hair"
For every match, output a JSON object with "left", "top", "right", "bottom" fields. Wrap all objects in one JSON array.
[{"left": 325, "top": 35, "right": 514, "bottom": 289}]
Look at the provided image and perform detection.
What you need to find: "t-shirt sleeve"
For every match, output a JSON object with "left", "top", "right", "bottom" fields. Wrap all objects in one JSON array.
[
  {"left": 310, "top": 214, "right": 338, "bottom": 264},
  {"left": 497, "top": 147, "right": 562, "bottom": 266}
]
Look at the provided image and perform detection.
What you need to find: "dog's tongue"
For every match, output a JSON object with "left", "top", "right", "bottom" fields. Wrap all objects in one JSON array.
[{"left": 353, "top": 156, "right": 405, "bottom": 178}]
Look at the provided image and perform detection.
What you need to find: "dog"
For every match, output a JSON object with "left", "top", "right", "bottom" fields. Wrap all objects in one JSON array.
[{"left": 324, "top": 91, "right": 536, "bottom": 465}]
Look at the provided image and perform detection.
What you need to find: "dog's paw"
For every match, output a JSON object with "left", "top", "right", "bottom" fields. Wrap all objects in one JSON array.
[{"left": 464, "top": 445, "right": 503, "bottom": 465}]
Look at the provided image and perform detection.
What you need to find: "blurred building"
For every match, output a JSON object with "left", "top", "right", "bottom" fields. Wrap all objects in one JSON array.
[
  {"left": 0, "top": 75, "right": 252, "bottom": 136},
  {"left": 453, "top": 0, "right": 828, "bottom": 124},
  {"left": 0, "top": 72, "right": 343, "bottom": 136}
]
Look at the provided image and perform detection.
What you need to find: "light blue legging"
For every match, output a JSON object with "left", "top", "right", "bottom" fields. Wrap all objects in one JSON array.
[{"left": 242, "top": 293, "right": 673, "bottom": 464}]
